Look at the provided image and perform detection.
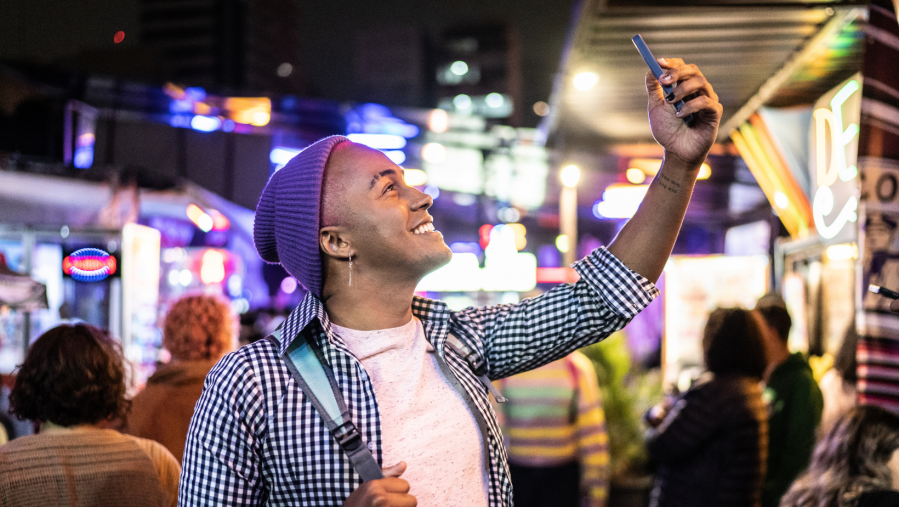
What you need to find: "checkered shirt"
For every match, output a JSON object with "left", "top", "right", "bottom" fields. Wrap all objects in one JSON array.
[{"left": 179, "top": 247, "right": 658, "bottom": 506}]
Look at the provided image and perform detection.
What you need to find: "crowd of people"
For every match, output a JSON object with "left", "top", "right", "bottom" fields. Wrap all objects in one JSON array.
[{"left": 1, "top": 290, "right": 897, "bottom": 507}]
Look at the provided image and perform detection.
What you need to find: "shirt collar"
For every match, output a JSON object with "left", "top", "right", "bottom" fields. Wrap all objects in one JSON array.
[{"left": 277, "top": 291, "right": 453, "bottom": 357}]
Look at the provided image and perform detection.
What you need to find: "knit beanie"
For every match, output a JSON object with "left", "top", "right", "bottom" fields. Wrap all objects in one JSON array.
[{"left": 254, "top": 135, "right": 350, "bottom": 297}]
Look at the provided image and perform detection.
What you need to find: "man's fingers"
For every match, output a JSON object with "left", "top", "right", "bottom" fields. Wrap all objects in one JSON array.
[
  {"left": 673, "top": 95, "right": 721, "bottom": 119},
  {"left": 890, "top": 299, "right": 899, "bottom": 313},
  {"left": 658, "top": 57, "right": 684, "bottom": 69},
  {"left": 659, "top": 63, "right": 700, "bottom": 87},
  {"left": 664, "top": 76, "right": 717, "bottom": 104},
  {"left": 382, "top": 461, "right": 407, "bottom": 478},
  {"left": 380, "top": 477, "right": 412, "bottom": 494}
]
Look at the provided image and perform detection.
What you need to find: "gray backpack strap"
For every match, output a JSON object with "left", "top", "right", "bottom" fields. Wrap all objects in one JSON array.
[
  {"left": 446, "top": 333, "right": 506, "bottom": 403},
  {"left": 269, "top": 328, "right": 384, "bottom": 482}
]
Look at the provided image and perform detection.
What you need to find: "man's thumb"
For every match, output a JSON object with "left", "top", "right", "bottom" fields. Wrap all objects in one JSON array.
[
  {"left": 382, "top": 461, "right": 407, "bottom": 478},
  {"left": 645, "top": 72, "right": 664, "bottom": 103}
]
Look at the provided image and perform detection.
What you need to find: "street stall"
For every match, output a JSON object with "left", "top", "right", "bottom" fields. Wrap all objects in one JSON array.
[{"left": 0, "top": 169, "right": 265, "bottom": 385}]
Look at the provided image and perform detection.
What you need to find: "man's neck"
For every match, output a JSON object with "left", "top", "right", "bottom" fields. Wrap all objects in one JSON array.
[
  {"left": 765, "top": 346, "right": 792, "bottom": 381},
  {"left": 322, "top": 273, "right": 417, "bottom": 331}
]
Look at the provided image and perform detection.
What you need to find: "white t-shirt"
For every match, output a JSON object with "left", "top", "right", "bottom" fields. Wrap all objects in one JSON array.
[{"left": 331, "top": 317, "right": 489, "bottom": 507}]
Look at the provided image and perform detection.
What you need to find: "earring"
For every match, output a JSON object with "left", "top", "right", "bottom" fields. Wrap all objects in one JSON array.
[{"left": 348, "top": 254, "right": 353, "bottom": 287}]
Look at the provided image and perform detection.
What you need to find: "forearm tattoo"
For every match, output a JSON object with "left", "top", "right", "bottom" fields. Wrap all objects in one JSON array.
[{"left": 657, "top": 173, "right": 680, "bottom": 194}]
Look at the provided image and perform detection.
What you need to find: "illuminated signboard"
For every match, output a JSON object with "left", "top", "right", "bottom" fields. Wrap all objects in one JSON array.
[
  {"left": 810, "top": 73, "right": 862, "bottom": 242},
  {"left": 62, "top": 248, "right": 117, "bottom": 282}
]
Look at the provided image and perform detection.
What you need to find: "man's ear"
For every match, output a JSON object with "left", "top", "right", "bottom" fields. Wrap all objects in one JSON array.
[{"left": 319, "top": 227, "right": 352, "bottom": 260}]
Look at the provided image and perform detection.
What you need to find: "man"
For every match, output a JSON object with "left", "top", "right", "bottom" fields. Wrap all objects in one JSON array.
[
  {"left": 495, "top": 351, "right": 609, "bottom": 507},
  {"left": 180, "top": 59, "right": 723, "bottom": 507},
  {"left": 756, "top": 295, "right": 824, "bottom": 507}
]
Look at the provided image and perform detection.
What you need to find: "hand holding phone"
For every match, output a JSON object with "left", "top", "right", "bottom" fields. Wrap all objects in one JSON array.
[{"left": 632, "top": 35, "right": 695, "bottom": 127}]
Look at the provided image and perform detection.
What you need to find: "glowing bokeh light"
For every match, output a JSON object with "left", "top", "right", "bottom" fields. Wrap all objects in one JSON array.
[
  {"left": 422, "top": 143, "right": 447, "bottom": 163},
  {"left": 404, "top": 169, "right": 428, "bottom": 187},
  {"left": 200, "top": 249, "right": 226, "bottom": 284},
  {"left": 626, "top": 168, "right": 646, "bottom": 184},
  {"left": 429, "top": 109, "right": 449, "bottom": 133},
  {"left": 561, "top": 165, "right": 581, "bottom": 188},
  {"left": 573, "top": 72, "right": 599, "bottom": 90}
]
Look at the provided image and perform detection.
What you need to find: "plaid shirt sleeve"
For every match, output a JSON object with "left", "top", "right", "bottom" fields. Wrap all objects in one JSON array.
[
  {"left": 451, "top": 247, "right": 658, "bottom": 380},
  {"left": 179, "top": 350, "right": 269, "bottom": 505}
]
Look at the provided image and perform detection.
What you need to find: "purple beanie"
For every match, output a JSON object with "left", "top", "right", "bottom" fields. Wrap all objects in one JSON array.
[{"left": 254, "top": 135, "right": 350, "bottom": 297}]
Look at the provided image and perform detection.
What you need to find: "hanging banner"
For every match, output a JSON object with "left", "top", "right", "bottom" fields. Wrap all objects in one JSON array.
[{"left": 858, "top": 0, "right": 899, "bottom": 411}]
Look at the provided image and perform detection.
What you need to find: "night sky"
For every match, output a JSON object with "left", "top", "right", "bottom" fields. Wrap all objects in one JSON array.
[{"left": 0, "top": 0, "right": 576, "bottom": 127}]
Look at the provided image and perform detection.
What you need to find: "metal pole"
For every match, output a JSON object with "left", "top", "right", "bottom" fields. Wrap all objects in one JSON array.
[
  {"left": 560, "top": 186, "right": 578, "bottom": 266},
  {"left": 21, "top": 229, "right": 34, "bottom": 356}
]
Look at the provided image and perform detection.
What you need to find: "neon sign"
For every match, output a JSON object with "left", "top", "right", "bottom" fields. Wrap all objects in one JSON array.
[
  {"left": 811, "top": 78, "right": 861, "bottom": 240},
  {"left": 63, "top": 248, "right": 117, "bottom": 282}
]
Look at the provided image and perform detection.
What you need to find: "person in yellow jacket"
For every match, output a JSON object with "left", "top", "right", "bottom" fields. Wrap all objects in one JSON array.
[{"left": 495, "top": 351, "right": 609, "bottom": 507}]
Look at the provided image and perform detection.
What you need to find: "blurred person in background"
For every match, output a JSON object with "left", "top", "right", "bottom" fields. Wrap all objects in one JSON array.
[
  {"left": 820, "top": 326, "right": 859, "bottom": 432},
  {"left": 645, "top": 308, "right": 769, "bottom": 507},
  {"left": 780, "top": 405, "right": 899, "bottom": 507},
  {"left": 494, "top": 351, "right": 609, "bottom": 507},
  {"left": 124, "top": 294, "right": 236, "bottom": 462},
  {"left": 755, "top": 295, "right": 824, "bottom": 507},
  {"left": 0, "top": 324, "right": 179, "bottom": 506}
]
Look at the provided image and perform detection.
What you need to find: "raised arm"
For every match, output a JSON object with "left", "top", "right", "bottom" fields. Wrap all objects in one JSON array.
[{"left": 608, "top": 59, "right": 723, "bottom": 283}]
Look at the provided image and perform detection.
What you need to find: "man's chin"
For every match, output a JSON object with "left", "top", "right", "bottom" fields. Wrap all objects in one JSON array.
[{"left": 417, "top": 244, "right": 454, "bottom": 278}]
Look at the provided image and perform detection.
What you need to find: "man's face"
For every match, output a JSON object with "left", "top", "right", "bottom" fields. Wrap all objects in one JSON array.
[{"left": 321, "top": 142, "right": 452, "bottom": 282}]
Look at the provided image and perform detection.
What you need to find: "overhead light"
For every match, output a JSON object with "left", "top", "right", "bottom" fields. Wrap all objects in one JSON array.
[
  {"left": 450, "top": 61, "right": 469, "bottom": 76},
  {"left": 485, "top": 93, "right": 504, "bottom": 108},
  {"left": 422, "top": 143, "right": 447, "bottom": 163},
  {"left": 573, "top": 72, "right": 599, "bottom": 90},
  {"left": 186, "top": 204, "right": 214, "bottom": 232},
  {"left": 561, "top": 165, "right": 581, "bottom": 188},
  {"left": 270, "top": 147, "right": 302, "bottom": 170},
  {"left": 825, "top": 243, "right": 858, "bottom": 261},
  {"left": 200, "top": 249, "right": 226, "bottom": 284},
  {"left": 428, "top": 109, "right": 449, "bottom": 133},
  {"left": 593, "top": 184, "right": 650, "bottom": 219},
  {"left": 533, "top": 101, "right": 550, "bottom": 116},
  {"left": 698, "top": 163, "right": 712, "bottom": 180},
  {"left": 555, "top": 234, "right": 570, "bottom": 253},
  {"left": 404, "top": 169, "right": 428, "bottom": 187},
  {"left": 626, "top": 168, "right": 646, "bottom": 184},
  {"left": 346, "top": 133, "right": 407, "bottom": 150},
  {"left": 383, "top": 150, "right": 406, "bottom": 165},
  {"left": 190, "top": 115, "right": 221, "bottom": 132},
  {"left": 453, "top": 94, "right": 472, "bottom": 110},
  {"left": 277, "top": 63, "right": 293, "bottom": 77},
  {"left": 774, "top": 191, "right": 789, "bottom": 210}
]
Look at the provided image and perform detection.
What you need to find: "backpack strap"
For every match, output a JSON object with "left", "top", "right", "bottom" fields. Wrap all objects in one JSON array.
[
  {"left": 269, "top": 328, "right": 384, "bottom": 483},
  {"left": 446, "top": 333, "right": 506, "bottom": 403}
]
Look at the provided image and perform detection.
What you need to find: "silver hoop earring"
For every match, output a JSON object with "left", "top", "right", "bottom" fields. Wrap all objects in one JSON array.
[{"left": 348, "top": 254, "right": 353, "bottom": 287}]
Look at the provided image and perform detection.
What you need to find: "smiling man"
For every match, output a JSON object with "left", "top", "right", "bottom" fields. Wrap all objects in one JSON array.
[{"left": 180, "top": 58, "right": 723, "bottom": 507}]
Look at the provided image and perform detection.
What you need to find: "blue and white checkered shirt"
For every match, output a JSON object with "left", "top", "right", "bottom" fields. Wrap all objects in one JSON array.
[{"left": 179, "top": 247, "right": 658, "bottom": 506}]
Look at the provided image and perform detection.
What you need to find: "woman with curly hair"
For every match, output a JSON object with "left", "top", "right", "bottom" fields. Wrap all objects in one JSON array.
[
  {"left": 780, "top": 405, "right": 899, "bottom": 507},
  {"left": 124, "top": 294, "right": 235, "bottom": 462},
  {"left": 0, "top": 324, "right": 179, "bottom": 507}
]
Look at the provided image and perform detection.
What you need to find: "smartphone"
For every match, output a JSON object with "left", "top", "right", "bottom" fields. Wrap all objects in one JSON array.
[
  {"left": 870, "top": 284, "right": 899, "bottom": 299},
  {"left": 632, "top": 34, "right": 696, "bottom": 127}
]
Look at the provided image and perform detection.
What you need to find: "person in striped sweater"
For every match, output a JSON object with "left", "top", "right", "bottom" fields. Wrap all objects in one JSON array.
[{"left": 494, "top": 351, "right": 609, "bottom": 507}]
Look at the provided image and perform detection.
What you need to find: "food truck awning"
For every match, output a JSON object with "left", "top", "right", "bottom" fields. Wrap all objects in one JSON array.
[{"left": 544, "top": 2, "right": 868, "bottom": 148}]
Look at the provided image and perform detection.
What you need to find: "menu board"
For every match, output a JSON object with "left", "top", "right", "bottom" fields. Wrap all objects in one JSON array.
[{"left": 663, "top": 255, "right": 769, "bottom": 390}]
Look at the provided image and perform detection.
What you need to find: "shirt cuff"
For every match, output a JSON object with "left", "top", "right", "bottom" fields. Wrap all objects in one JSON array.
[{"left": 572, "top": 247, "right": 660, "bottom": 320}]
